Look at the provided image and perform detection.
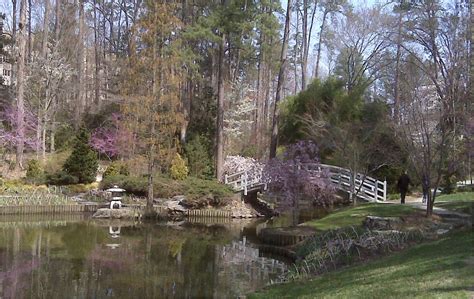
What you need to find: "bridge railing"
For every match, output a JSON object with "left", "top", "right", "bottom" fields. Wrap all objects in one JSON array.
[
  {"left": 224, "top": 163, "right": 386, "bottom": 202},
  {"left": 225, "top": 171, "right": 264, "bottom": 195}
]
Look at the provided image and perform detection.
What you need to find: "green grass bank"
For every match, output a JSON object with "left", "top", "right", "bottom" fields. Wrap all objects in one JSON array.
[
  {"left": 435, "top": 192, "right": 474, "bottom": 214},
  {"left": 250, "top": 230, "right": 474, "bottom": 299},
  {"left": 303, "top": 203, "right": 417, "bottom": 231}
]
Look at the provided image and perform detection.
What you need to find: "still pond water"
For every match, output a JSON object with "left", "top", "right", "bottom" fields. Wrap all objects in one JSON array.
[{"left": 0, "top": 214, "right": 290, "bottom": 299}]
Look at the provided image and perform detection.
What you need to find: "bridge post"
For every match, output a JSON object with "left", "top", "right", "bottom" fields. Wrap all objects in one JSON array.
[
  {"left": 243, "top": 172, "right": 248, "bottom": 196},
  {"left": 383, "top": 179, "right": 387, "bottom": 201}
]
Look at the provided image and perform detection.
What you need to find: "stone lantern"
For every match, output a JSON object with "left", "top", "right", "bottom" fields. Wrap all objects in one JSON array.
[{"left": 106, "top": 185, "right": 125, "bottom": 209}]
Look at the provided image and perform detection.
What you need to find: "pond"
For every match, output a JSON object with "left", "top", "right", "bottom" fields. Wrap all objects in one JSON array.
[{"left": 0, "top": 214, "right": 287, "bottom": 298}]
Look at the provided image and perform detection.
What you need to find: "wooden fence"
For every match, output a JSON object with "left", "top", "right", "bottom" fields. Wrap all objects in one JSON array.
[
  {"left": 0, "top": 204, "right": 98, "bottom": 215},
  {"left": 0, "top": 204, "right": 233, "bottom": 219},
  {"left": 185, "top": 209, "right": 232, "bottom": 218}
]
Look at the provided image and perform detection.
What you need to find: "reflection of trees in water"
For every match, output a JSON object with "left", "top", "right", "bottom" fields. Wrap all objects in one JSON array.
[
  {"left": 214, "top": 236, "right": 287, "bottom": 297},
  {"left": 0, "top": 219, "right": 287, "bottom": 298}
]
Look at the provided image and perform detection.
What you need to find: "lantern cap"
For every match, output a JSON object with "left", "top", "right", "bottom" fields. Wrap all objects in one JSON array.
[{"left": 106, "top": 185, "right": 126, "bottom": 192}]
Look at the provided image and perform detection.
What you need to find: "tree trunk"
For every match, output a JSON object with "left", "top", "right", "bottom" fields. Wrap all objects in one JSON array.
[
  {"left": 301, "top": 0, "right": 308, "bottom": 89},
  {"left": 93, "top": 0, "right": 101, "bottom": 109},
  {"left": 269, "top": 0, "right": 291, "bottom": 159},
  {"left": 216, "top": 33, "right": 226, "bottom": 181},
  {"left": 50, "top": 118, "right": 55, "bottom": 152},
  {"left": 394, "top": 10, "right": 402, "bottom": 123},
  {"left": 255, "top": 25, "right": 265, "bottom": 156},
  {"left": 301, "top": 0, "right": 317, "bottom": 89},
  {"left": 41, "top": 0, "right": 50, "bottom": 57},
  {"left": 146, "top": 130, "right": 155, "bottom": 216},
  {"left": 54, "top": 0, "right": 60, "bottom": 41},
  {"left": 27, "top": 0, "right": 31, "bottom": 59},
  {"left": 12, "top": 0, "right": 17, "bottom": 38},
  {"left": 75, "top": 0, "right": 86, "bottom": 128},
  {"left": 314, "top": 10, "right": 328, "bottom": 79},
  {"left": 15, "top": 0, "right": 28, "bottom": 169}
]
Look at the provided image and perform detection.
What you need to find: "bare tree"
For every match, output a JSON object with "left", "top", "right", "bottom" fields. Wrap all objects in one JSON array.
[
  {"left": 396, "top": 0, "right": 469, "bottom": 216},
  {"left": 15, "top": 0, "right": 28, "bottom": 168}
]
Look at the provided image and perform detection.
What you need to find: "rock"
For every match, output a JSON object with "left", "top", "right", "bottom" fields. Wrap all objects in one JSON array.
[
  {"left": 172, "top": 195, "right": 186, "bottom": 202},
  {"left": 164, "top": 198, "right": 188, "bottom": 217},
  {"left": 93, "top": 208, "right": 138, "bottom": 219},
  {"left": 436, "top": 229, "right": 450, "bottom": 235},
  {"left": 363, "top": 216, "right": 403, "bottom": 230},
  {"left": 180, "top": 195, "right": 215, "bottom": 209}
]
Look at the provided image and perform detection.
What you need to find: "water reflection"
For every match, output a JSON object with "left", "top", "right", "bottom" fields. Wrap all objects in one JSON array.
[{"left": 0, "top": 216, "right": 287, "bottom": 298}]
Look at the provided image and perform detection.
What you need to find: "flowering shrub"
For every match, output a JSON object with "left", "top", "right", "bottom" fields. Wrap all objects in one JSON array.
[
  {"left": 263, "top": 140, "right": 335, "bottom": 209},
  {"left": 0, "top": 105, "right": 39, "bottom": 151},
  {"left": 90, "top": 113, "right": 135, "bottom": 159}
]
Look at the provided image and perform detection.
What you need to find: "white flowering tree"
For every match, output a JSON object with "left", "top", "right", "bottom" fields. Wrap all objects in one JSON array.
[{"left": 224, "top": 79, "right": 256, "bottom": 155}]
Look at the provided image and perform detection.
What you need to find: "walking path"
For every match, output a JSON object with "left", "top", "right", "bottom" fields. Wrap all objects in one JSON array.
[{"left": 384, "top": 194, "right": 472, "bottom": 227}]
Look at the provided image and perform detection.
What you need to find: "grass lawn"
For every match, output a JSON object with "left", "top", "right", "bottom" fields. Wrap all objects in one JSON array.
[
  {"left": 436, "top": 192, "right": 474, "bottom": 202},
  {"left": 435, "top": 192, "right": 474, "bottom": 214},
  {"left": 250, "top": 230, "right": 474, "bottom": 299},
  {"left": 303, "top": 203, "right": 416, "bottom": 231}
]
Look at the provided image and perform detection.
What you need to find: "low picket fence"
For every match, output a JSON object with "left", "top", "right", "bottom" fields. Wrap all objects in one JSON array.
[
  {"left": 0, "top": 204, "right": 98, "bottom": 215},
  {"left": 186, "top": 209, "right": 232, "bottom": 218}
]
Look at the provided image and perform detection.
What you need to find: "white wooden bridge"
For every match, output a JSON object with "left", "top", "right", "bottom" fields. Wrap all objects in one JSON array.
[{"left": 224, "top": 163, "right": 387, "bottom": 202}]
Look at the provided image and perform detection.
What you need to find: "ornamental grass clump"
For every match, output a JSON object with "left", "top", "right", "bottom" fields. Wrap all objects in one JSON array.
[{"left": 284, "top": 227, "right": 425, "bottom": 282}]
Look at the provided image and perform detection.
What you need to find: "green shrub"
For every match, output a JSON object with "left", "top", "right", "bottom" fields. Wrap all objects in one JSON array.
[
  {"left": 100, "top": 175, "right": 149, "bottom": 196},
  {"left": 100, "top": 175, "right": 233, "bottom": 203},
  {"left": 45, "top": 171, "right": 79, "bottom": 185},
  {"left": 440, "top": 173, "right": 457, "bottom": 194},
  {"left": 170, "top": 153, "right": 188, "bottom": 180},
  {"left": 103, "top": 163, "right": 119, "bottom": 178},
  {"left": 182, "top": 176, "right": 233, "bottom": 201},
  {"left": 62, "top": 182, "right": 99, "bottom": 194},
  {"left": 25, "top": 159, "right": 44, "bottom": 184},
  {"left": 63, "top": 128, "right": 98, "bottom": 184},
  {"left": 103, "top": 162, "right": 130, "bottom": 178},
  {"left": 184, "top": 135, "right": 213, "bottom": 178}
]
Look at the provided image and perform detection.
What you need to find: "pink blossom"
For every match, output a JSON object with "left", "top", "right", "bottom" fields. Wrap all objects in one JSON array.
[{"left": 0, "top": 105, "right": 39, "bottom": 150}]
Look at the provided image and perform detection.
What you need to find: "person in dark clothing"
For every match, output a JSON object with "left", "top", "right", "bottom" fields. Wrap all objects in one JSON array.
[
  {"left": 422, "top": 174, "right": 429, "bottom": 204},
  {"left": 397, "top": 172, "right": 411, "bottom": 204}
]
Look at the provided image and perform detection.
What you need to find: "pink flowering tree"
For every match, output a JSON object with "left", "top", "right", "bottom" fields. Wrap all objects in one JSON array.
[
  {"left": 263, "top": 140, "right": 335, "bottom": 225},
  {"left": 90, "top": 113, "right": 135, "bottom": 159},
  {"left": 0, "top": 105, "right": 39, "bottom": 152}
]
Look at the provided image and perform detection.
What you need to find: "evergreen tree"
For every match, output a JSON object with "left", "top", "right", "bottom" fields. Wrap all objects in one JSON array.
[{"left": 63, "top": 128, "right": 98, "bottom": 184}]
